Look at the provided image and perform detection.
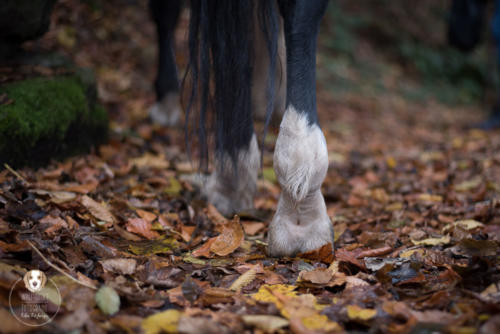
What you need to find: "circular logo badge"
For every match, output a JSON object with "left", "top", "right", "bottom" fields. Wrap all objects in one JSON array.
[{"left": 9, "top": 270, "right": 61, "bottom": 327}]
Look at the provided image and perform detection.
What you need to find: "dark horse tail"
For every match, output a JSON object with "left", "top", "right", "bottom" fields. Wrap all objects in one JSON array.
[{"left": 185, "top": 0, "right": 279, "bottom": 169}]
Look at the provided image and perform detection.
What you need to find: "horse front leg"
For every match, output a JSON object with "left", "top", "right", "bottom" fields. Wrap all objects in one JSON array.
[
  {"left": 149, "top": 0, "right": 182, "bottom": 126},
  {"left": 268, "top": 0, "right": 333, "bottom": 257}
]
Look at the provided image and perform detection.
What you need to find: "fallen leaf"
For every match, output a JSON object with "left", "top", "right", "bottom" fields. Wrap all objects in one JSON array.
[
  {"left": 335, "top": 248, "right": 366, "bottom": 269},
  {"left": 81, "top": 195, "right": 114, "bottom": 223},
  {"left": 298, "top": 242, "right": 334, "bottom": 264},
  {"left": 164, "top": 177, "right": 182, "bottom": 196},
  {"left": 142, "top": 309, "right": 181, "bottom": 334},
  {"left": 136, "top": 209, "right": 157, "bottom": 223},
  {"left": 443, "top": 219, "right": 484, "bottom": 233},
  {"left": 242, "top": 221, "right": 265, "bottom": 235},
  {"left": 411, "top": 235, "right": 450, "bottom": 246},
  {"left": 454, "top": 177, "right": 482, "bottom": 192},
  {"left": 298, "top": 268, "right": 334, "bottom": 285},
  {"left": 192, "top": 238, "right": 216, "bottom": 258},
  {"left": 126, "top": 218, "right": 160, "bottom": 239},
  {"left": 100, "top": 258, "right": 137, "bottom": 275},
  {"left": 229, "top": 266, "right": 258, "bottom": 292},
  {"left": 95, "top": 286, "right": 120, "bottom": 315},
  {"left": 458, "top": 239, "right": 498, "bottom": 256},
  {"left": 417, "top": 194, "right": 443, "bottom": 203},
  {"left": 210, "top": 216, "right": 244, "bottom": 256},
  {"left": 253, "top": 284, "right": 297, "bottom": 308},
  {"left": 131, "top": 153, "right": 169, "bottom": 170},
  {"left": 242, "top": 315, "right": 289, "bottom": 332},
  {"left": 128, "top": 238, "right": 179, "bottom": 256},
  {"left": 357, "top": 246, "right": 393, "bottom": 258},
  {"left": 347, "top": 304, "right": 377, "bottom": 321}
]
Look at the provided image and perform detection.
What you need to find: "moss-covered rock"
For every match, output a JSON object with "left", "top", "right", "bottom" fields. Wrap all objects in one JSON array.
[{"left": 0, "top": 74, "right": 108, "bottom": 168}]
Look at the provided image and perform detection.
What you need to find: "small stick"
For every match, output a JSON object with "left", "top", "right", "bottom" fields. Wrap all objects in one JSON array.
[
  {"left": 27, "top": 240, "right": 97, "bottom": 290},
  {"left": 4, "top": 163, "right": 29, "bottom": 184}
]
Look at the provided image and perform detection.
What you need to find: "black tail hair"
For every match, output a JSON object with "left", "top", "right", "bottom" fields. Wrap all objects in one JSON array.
[{"left": 185, "top": 0, "right": 279, "bottom": 170}]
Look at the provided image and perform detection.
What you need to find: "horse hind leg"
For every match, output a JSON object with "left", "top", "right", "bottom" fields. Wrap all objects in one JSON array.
[{"left": 203, "top": 134, "right": 260, "bottom": 217}]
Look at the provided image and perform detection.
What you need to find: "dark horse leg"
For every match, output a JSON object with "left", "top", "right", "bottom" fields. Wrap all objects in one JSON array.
[
  {"left": 187, "top": 0, "right": 262, "bottom": 216},
  {"left": 267, "top": 0, "right": 333, "bottom": 257},
  {"left": 149, "top": 0, "right": 182, "bottom": 126},
  {"left": 186, "top": 1, "right": 332, "bottom": 256}
]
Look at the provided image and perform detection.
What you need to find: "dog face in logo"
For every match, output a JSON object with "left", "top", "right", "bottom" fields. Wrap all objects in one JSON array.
[{"left": 23, "top": 270, "right": 47, "bottom": 293}]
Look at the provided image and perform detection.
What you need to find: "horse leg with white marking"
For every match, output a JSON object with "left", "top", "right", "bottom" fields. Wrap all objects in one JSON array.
[
  {"left": 267, "top": 0, "right": 333, "bottom": 257},
  {"left": 186, "top": 0, "right": 332, "bottom": 254},
  {"left": 149, "top": 0, "right": 182, "bottom": 126},
  {"left": 188, "top": 0, "right": 265, "bottom": 217}
]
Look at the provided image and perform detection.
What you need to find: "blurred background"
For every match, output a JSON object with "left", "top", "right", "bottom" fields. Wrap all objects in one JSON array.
[
  {"left": 17, "top": 0, "right": 497, "bottom": 119},
  {"left": 2, "top": 0, "right": 499, "bottom": 176}
]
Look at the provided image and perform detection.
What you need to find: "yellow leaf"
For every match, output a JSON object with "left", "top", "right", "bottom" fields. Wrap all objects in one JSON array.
[
  {"left": 128, "top": 238, "right": 179, "bottom": 255},
  {"left": 347, "top": 304, "right": 377, "bottom": 321},
  {"left": 386, "top": 156, "right": 397, "bottom": 169},
  {"left": 301, "top": 313, "right": 342, "bottom": 331},
  {"left": 411, "top": 235, "right": 450, "bottom": 246},
  {"left": 328, "top": 260, "right": 340, "bottom": 275},
  {"left": 417, "top": 194, "right": 443, "bottom": 203},
  {"left": 385, "top": 202, "right": 403, "bottom": 212},
  {"left": 399, "top": 248, "right": 425, "bottom": 258},
  {"left": 183, "top": 254, "right": 206, "bottom": 265},
  {"left": 57, "top": 26, "right": 76, "bottom": 48},
  {"left": 454, "top": 177, "right": 482, "bottom": 192},
  {"left": 164, "top": 177, "right": 182, "bottom": 196},
  {"left": 131, "top": 153, "right": 169, "bottom": 169},
  {"left": 252, "top": 284, "right": 297, "bottom": 307},
  {"left": 443, "top": 219, "right": 484, "bottom": 233},
  {"left": 242, "top": 315, "right": 289, "bottom": 332},
  {"left": 142, "top": 309, "right": 181, "bottom": 334}
]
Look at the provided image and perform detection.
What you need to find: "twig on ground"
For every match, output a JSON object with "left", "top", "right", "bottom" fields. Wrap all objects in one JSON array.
[
  {"left": 27, "top": 240, "right": 97, "bottom": 290},
  {"left": 4, "top": 163, "right": 29, "bottom": 184}
]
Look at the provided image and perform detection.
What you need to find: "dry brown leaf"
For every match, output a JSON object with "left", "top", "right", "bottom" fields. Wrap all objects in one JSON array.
[
  {"left": 210, "top": 216, "right": 244, "bottom": 256},
  {"left": 298, "top": 268, "right": 334, "bottom": 285},
  {"left": 41, "top": 215, "right": 68, "bottom": 235},
  {"left": 80, "top": 195, "right": 114, "bottom": 223},
  {"left": 136, "top": 209, "right": 157, "bottom": 224},
  {"left": 100, "top": 258, "right": 137, "bottom": 275},
  {"left": 298, "top": 242, "right": 334, "bottom": 264},
  {"left": 192, "top": 238, "right": 216, "bottom": 258},
  {"left": 126, "top": 218, "right": 160, "bottom": 240},
  {"left": 242, "top": 221, "right": 265, "bottom": 236}
]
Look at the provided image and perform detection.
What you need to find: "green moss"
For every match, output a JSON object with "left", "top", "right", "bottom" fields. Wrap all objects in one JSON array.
[{"left": 0, "top": 75, "right": 108, "bottom": 168}]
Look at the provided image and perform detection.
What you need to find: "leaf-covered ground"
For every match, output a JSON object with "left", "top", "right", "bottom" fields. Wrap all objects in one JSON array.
[{"left": 1, "top": 1, "right": 499, "bottom": 333}]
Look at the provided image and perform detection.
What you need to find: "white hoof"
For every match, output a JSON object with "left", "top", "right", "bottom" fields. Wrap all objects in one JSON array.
[
  {"left": 267, "top": 105, "right": 333, "bottom": 257},
  {"left": 202, "top": 134, "right": 260, "bottom": 217},
  {"left": 149, "top": 92, "right": 182, "bottom": 126},
  {"left": 267, "top": 190, "right": 333, "bottom": 257}
]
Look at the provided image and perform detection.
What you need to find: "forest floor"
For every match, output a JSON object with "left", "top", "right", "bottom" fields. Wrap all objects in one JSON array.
[{"left": 1, "top": 0, "right": 499, "bottom": 333}]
